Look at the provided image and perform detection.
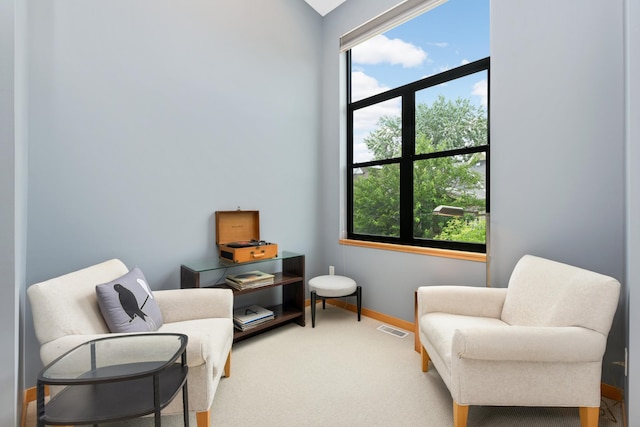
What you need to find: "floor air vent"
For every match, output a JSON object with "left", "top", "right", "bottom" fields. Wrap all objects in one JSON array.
[{"left": 377, "top": 324, "right": 409, "bottom": 338}]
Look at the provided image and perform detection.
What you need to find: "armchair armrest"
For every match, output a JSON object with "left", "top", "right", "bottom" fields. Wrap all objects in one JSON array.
[
  {"left": 453, "top": 326, "right": 607, "bottom": 363},
  {"left": 417, "top": 286, "right": 507, "bottom": 319},
  {"left": 154, "top": 288, "right": 233, "bottom": 323}
]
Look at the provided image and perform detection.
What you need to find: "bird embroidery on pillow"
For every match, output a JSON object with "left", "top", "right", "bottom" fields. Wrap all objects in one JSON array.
[{"left": 114, "top": 283, "right": 158, "bottom": 330}]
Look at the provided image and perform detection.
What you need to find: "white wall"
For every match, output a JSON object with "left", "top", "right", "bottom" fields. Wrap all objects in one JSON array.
[{"left": 25, "top": 0, "right": 322, "bottom": 385}]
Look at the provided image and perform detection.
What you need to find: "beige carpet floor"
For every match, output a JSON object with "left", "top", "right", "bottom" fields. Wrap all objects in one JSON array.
[{"left": 25, "top": 305, "right": 624, "bottom": 426}]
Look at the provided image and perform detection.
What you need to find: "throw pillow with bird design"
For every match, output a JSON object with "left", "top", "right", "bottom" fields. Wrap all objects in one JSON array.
[{"left": 96, "top": 267, "right": 164, "bottom": 333}]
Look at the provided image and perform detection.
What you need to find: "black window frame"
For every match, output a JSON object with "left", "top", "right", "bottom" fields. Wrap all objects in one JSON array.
[{"left": 346, "top": 54, "right": 490, "bottom": 253}]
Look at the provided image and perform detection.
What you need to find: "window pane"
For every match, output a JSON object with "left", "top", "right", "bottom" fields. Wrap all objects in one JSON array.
[
  {"left": 350, "top": 0, "right": 489, "bottom": 102},
  {"left": 347, "top": 0, "right": 489, "bottom": 252},
  {"left": 353, "top": 98, "right": 402, "bottom": 163},
  {"left": 413, "top": 155, "right": 486, "bottom": 243},
  {"left": 415, "top": 71, "right": 487, "bottom": 155},
  {"left": 353, "top": 164, "right": 400, "bottom": 237}
]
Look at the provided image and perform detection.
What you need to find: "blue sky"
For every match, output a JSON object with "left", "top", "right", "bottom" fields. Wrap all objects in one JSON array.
[{"left": 350, "top": 0, "right": 489, "bottom": 163}]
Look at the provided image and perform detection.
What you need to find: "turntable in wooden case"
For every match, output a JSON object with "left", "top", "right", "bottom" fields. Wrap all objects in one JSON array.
[{"left": 215, "top": 210, "right": 278, "bottom": 263}]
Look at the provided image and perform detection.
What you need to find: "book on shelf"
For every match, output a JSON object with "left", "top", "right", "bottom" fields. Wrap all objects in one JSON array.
[
  {"left": 233, "top": 304, "right": 275, "bottom": 331},
  {"left": 225, "top": 270, "right": 275, "bottom": 290},
  {"left": 234, "top": 316, "right": 274, "bottom": 331}
]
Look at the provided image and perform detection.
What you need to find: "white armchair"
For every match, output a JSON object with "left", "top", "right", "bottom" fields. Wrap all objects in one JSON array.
[
  {"left": 28, "top": 259, "right": 234, "bottom": 427},
  {"left": 417, "top": 255, "right": 620, "bottom": 427}
]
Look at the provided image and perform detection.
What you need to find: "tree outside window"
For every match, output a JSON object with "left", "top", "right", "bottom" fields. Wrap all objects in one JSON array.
[{"left": 347, "top": 0, "right": 489, "bottom": 252}]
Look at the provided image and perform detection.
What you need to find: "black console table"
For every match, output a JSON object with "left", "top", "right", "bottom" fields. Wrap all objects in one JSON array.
[{"left": 180, "top": 251, "right": 305, "bottom": 341}]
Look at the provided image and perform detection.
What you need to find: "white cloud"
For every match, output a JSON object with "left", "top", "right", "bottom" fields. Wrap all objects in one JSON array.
[
  {"left": 353, "top": 137, "right": 373, "bottom": 163},
  {"left": 429, "top": 42, "right": 449, "bottom": 48},
  {"left": 353, "top": 97, "right": 400, "bottom": 131},
  {"left": 351, "top": 71, "right": 389, "bottom": 101},
  {"left": 351, "top": 72, "right": 400, "bottom": 131},
  {"left": 472, "top": 79, "right": 488, "bottom": 107},
  {"left": 460, "top": 59, "right": 470, "bottom": 66},
  {"left": 350, "top": 71, "right": 401, "bottom": 163},
  {"left": 352, "top": 35, "right": 427, "bottom": 68}
]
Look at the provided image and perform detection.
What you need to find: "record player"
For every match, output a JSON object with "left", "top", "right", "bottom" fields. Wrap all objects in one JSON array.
[{"left": 215, "top": 210, "right": 278, "bottom": 263}]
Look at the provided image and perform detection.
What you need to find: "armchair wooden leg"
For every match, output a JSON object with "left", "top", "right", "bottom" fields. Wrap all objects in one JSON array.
[
  {"left": 22, "top": 386, "right": 50, "bottom": 427},
  {"left": 196, "top": 409, "right": 210, "bottom": 427},
  {"left": 224, "top": 351, "right": 231, "bottom": 377},
  {"left": 421, "top": 345, "right": 430, "bottom": 372},
  {"left": 579, "top": 406, "right": 599, "bottom": 427},
  {"left": 453, "top": 401, "right": 469, "bottom": 427}
]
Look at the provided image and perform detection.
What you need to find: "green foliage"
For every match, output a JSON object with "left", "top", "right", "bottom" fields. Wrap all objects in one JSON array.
[
  {"left": 353, "top": 95, "right": 487, "bottom": 244},
  {"left": 353, "top": 164, "right": 400, "bottom": 237},
  {"left": 364, "top": 116, "right": 402, "bottom": 160},
  {"left": 435, "top": 216, "right": 486, "bottom": 243},
  {"left": 415, "top": 97, "right": 487, "bottom": 152}
]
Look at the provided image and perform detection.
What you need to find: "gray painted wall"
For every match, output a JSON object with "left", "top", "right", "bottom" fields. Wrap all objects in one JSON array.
[
  {"left": 7, "top": 0, "right": 637, "bottom": 421},
  {"left": 0, "top": 0, "right": 18, "bottom": 423},
  {"left": 626, "top": 0, "right": 639, "bottom": 421},
  {"left": 321, "top": 0, "right": 628, "bottom": 389},
  {"left": 1, "top": 0, "right": 27, "bottom": 423},
  {"left": 24, "top": 0, "right": 323, "bottom": 386},
  {"left": 491, "top": 0, "right": 626, "bottom": 389}
]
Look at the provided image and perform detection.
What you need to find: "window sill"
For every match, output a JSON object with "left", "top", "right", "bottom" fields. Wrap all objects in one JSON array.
[{"left": 338, "top": 239, "right": 486, "bottom": 262}]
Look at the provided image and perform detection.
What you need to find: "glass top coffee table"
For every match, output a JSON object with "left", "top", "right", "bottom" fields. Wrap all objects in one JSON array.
[{"left": 36, "top": 333, "right": 189, "bottom": 427}]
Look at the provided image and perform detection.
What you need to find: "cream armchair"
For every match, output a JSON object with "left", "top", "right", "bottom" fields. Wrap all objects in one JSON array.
[
  {"left": 28, "top": 259, "right": 233, "bottom": 427},
  {"left": 417, "top": 255, "right": 620, "bottom": 427}
]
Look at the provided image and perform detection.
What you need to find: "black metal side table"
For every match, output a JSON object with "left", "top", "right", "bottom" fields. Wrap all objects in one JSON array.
[{"left": 37, "top": 333, "right": 189, "bottom": 427}]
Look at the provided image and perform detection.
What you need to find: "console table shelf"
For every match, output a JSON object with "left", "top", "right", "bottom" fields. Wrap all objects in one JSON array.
[{"left": 180, "top": 252, "right": 305, "bottom": 341}]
